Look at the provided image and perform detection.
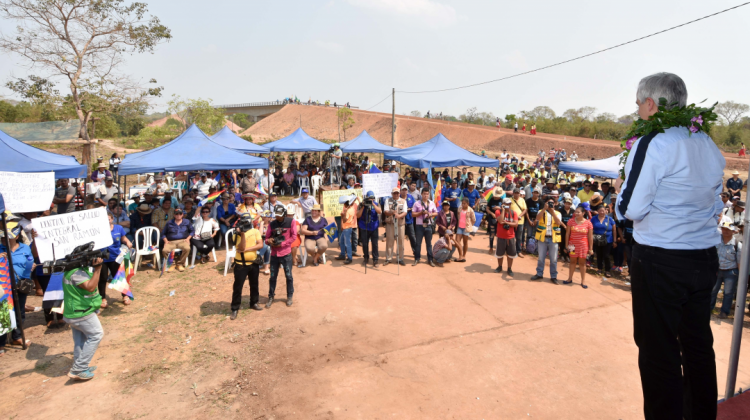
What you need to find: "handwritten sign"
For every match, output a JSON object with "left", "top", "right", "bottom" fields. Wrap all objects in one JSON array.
[
  {"left": 322, "top": 188, "right": 363, "bottom": 216},
  {"left": 32, "top": 207, "right": 113, "bottom": 262},
  {"left": 362, "top": 173, "right": 399, "bottom": 198},
  {"left": 0, "top": 171, "right": 55, "bottom": 213}
]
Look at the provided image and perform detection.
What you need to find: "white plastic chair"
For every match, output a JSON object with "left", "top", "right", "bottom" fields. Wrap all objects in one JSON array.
[
  {"left": 190, "top": 239, "right": 217, "bottom": 269},
  {"left": 223, "top": 228, "right": 236, "bottom": 277},
  {"left": 299, "top": 239, "right": 326, "bottom": 267},
  {"left": 133, "top": 226, "right": 161, "bottom": 274},
  {"left": 310, "top": 174, "right": 322, "bottom": 197},
  {"left": 298, "top": 177, "right": 310, "bottom": 196}
]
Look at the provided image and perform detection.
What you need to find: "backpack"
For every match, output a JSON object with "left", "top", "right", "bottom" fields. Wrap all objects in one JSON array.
[{"left": 526, "top": 237, "right": 537, "bottom": 254}]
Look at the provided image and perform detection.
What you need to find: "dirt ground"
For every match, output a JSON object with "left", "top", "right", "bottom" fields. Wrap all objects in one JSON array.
[{"left": 2, "top": 226, "right": 750, "bottom": 419}]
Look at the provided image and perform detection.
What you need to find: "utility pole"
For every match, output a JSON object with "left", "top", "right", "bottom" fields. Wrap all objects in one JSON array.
[{"left": 391, "top": 88, "right": 395, "bottom": 147}]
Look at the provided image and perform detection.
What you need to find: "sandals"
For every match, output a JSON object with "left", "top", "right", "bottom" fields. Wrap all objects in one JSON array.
[
  {"left": 581, "top": 284, "right": 588, "bottom": 289},
  {"left": 11, "top": 339, "right": 31, "bottom": 347},
  {"left": 123, "top": 296, "right": 131, "bottom": 306},
  {"left": 563, "top": 280, "right": 573, "bottom": 285},
  {"left": 100, "top": 300, "right": 108, "bottom": 309}
]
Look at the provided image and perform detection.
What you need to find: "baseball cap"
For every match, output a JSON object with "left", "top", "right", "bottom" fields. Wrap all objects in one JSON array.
[
  {"left": 720, "top": 216, "right": 737, "bottom": 231},
  {"left": 273, "top": 204, "right": 287, "bottom": 217},
  {"left": 502, "top": 197, "right": 512, "bottom": 204},
  {"left": 105, "top": 175, "right": 113, "bottom": 181},
  {"left": 301, "top": 188, "right": 309, "bottom": 193},
  {"left": 468, "top": 181, "right": 475, "bottom": 186},
  {"left": 365, "top": 191, "right": 375, "bottom": 198},
  {"left": 145, "top": 188, "right": 154, "bottom": 194},
  {"left": 445, "top": 229, "right": 453, "bottom": 235},
  {"left": 505, "top": 174, "right": 513, "bottom": 180},
  {"left": 174, "top": 208, "right": 184, "bottom": 214},
  {"left": 513, "top": 188, "right": 521, "bottom": 194},
  {"left": 392, "top": 187, "right": 400, "bottom": 193},
  {"left": 400, "top": 185, "right": 408, "bottom": 190}
]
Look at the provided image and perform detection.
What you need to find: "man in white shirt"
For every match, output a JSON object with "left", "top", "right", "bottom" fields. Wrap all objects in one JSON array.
[
  {"left": 194, "top": 173, "right": 217, "bottom": 198},
  {"left": 383, "top": 187, "right": 407, "bottom": 266}
]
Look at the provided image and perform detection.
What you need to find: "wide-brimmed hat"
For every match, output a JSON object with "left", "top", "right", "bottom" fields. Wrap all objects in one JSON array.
[
  {"left": 732, "top": 170, "right": 740, "bottom": 175},
  {"left": 311, "top": 204, "right": 322, "bottom": 211},
  {"left": 136, "top": 203, "right": 153, "bottom": 214},
  {"left": 720, "top": 216, "right": 737, "bottom": 231},
  {"left": 590, "top": 196, "right": 603, "bottom": 207},
  {"left": 242, "top": 193, "right": 257, "bottom": 200}
]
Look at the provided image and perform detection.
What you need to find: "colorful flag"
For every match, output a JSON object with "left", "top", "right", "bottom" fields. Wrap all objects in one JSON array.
[
  {"left": 42, "top": 271, "right": 64, "bottom": 309},
  {"left": 368, "top": 162, "right": 381, "bottom": 174},
  {"left": 322, "top": 222, "right": 339, "bottom": 243},
  {"left": 160, "top": 251, "right": 174, "bottom": 278},
  {"left": 257, "top": 181, "right": 267, "bottom": 196},
  {"left": 0, "top": 256, "right": 17, "bottom": 334},
  {"left": 434, "top": 178, "right": 443, "bottom": 205},
  {"left": 199, "top": 189, "right": 225, "bottom": 207},
  {"left": 109, "top": 251, "right": 135, "bottom": 299},
  {"left": 482, "top": 188, "right": 494, "bottom": 202}
]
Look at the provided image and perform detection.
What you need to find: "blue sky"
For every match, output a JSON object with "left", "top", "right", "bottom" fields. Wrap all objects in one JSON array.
[{"left": 1, "top": 0, "right": 748, "bottom": 119}]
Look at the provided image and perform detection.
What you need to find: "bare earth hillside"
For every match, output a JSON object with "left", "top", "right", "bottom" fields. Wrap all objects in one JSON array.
[{"left": 243, "top": 104, "right": 746, "bottom": 170}]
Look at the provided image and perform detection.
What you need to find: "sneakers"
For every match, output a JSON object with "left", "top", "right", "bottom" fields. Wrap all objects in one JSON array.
[
  {"left": 68, "top": 369, "right": 95, "bottom": 381},
  {"left": 494, "top": 267, "right": 503, "bottom": 273},
  {"left": 383, "top": 260, "right": 390, "bottom": 266},
  {"left": 265, "top": 298, "right": 274, "bottom": 309},
  {"left": 398, "top": 260, "right": 406, "bottom": 266},
  {"left": 507, "top": 268, "right": 514, "bottom": 276},
  {"left": 286, "top": 297, "right": 293, "bottom": 307},
  {"left": 412, "top": 260, "right": 419, "bottom": 266}
]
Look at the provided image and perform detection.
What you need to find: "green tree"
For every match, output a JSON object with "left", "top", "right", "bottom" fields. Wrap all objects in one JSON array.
[
  {"left": 0, "top": 0, "right": 171, "bottom": 142},
  {"left": 337, "top": 107, "right": 355, "bottom": 141},
  {"left": 715, "top": 101, "right": 750, "bottom": 125},
  {"left": 167, "top": 95, "right": 227, "bottom": 133}
]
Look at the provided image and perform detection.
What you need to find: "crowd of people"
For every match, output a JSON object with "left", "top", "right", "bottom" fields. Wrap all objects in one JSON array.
[{"left": 0, "top": 120, "right": 746, "bottom": 389}]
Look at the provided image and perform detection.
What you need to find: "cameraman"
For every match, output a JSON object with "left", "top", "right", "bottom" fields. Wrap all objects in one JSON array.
[
  {"left": 357, "top": 191, "right": 382, "bottom": 267},
  {"left": 530, "top": 195, "right": 564, "bottom": 283},
  {"left": 264, "top": 205, "right": 297, "bottom": 308},
  {"left": 63, "top": 256, "right": 105, "bottom": 381},
  {"left": 231, "top": 213, "right": 264, "bottom": 320}
]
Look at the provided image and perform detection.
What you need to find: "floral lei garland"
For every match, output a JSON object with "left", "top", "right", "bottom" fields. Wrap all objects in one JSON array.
[{"left": 619, "top": 98, "right": 718, "bottom": 178}]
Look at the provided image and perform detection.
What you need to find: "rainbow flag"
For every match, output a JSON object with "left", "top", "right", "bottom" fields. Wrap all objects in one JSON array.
[
  {"left": 160, "top": 251, "right": 174, "bottom": 278},
  {"left": 434, "top": 178, "right": 443, "bottom": 205},
  {"left": 0, "top": 256, "right": 17, "bottom": 334},
  {"left": 257, "top": 181, "right": 267, "bottom": 196},
  {"left": 199, "top": 189, "right": 225, "bottom": 206},
  {"left": 110, "top": 252, "right": 135, "bottom": 299},
  {"left": 368, "top": 162, "right": 381, "bottom": 174}
]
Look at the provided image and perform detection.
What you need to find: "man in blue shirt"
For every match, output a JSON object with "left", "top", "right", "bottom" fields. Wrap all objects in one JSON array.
[
  {"left": 462, "top": 181, "right": 481, "bottom": 210},
  {"left": 357, "top": 191, "right": 382, "bottom": 267},
  {"left": 161, "top": 208, "right": 194, "bottom": 272},
  {"left": 400, "top": 186, "right": 417, "bottom": 261},
  {"left": 616, "top": 72, "right": 724, "bottom": 420},
  {"left": 726, "top": 170, "right": 743, "bottom": 199},
  {"left": 445, "top": 179, "right": 461, "bottom": 218}
]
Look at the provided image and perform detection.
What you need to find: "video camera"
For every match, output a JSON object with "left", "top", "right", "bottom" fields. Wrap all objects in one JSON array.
[
  {"left": 236, "top": 215, "right": 254, "bottom": 233},
  {"left": 41, "top": 242, "right": 109, "bottom": 275},
  {"left": 269, "top": 227, "right": 287, "bottom": 247}
]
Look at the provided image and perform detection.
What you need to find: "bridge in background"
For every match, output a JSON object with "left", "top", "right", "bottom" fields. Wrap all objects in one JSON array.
[{"left": 216, "top": 101, "right": 358, "bottom": 122}]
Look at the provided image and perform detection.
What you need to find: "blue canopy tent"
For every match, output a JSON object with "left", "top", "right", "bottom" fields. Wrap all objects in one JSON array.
[
  {"left": 339, "top": 130, "right": 399, "bottom": 153},
  {"left": 119, "top": 124, "right": 268, "bottom": 175},
  {"left": 211, "top": 126, "right": 270, "bottom": 154},
  {"left": 384, "top": 133, "right": 499, "bottom": 169},
  {"left": 558, "top": 153, "right": 623, "bottom": 179},
  {"left": 0, "top": 129, "right": 87, "bottom": 179},
  {"left": 262, "top": 127, "right": 330, "bottom": 152}
]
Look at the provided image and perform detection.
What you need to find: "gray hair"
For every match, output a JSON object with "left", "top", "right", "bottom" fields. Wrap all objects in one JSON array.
[{"left": 636, "top": 72, "right": 688, "bottom": 109}]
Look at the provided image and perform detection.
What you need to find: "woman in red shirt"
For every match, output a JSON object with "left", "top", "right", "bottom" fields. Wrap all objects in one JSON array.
[{"left": 565, "top": 205, "right": 594, "bottom": 288}]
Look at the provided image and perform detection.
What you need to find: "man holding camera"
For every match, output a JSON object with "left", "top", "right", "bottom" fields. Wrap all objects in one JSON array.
[
  {"left": 336, "top": 195, "right": 360, "bottom": 264},
  {"left": 63, "top": 256, "right": 105, "bottom": 380},
  {"left": 384, "top": 187, "right": 407, "bottom": 266},
  {"left": 530, "top": 195, "right": 563, "bottom": 283},
  {"left": 264, "top": 205, "right": 297, "bottom": 308},
  {"left": 357, "top": 191, "right": 382, "bottom": 267},
  {"left": 231, "top": 213, "right": 264, "bottom": 320}
]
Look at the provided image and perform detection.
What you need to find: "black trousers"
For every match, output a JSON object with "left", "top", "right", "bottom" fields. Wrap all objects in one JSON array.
[
  {"left": 232, "top": 263, "right": 259, "bottom": 311},
  {"left": 98, "top": 261, "right": 122, "bottom": 300},
  {"left": 631, "top": 244, "right": 718, "bottom": 420},
  {"left": 190, "top": 237, "right": 215, "bottom": 255},
  {"left": 487, "top": 217, "right": 497, "bottom": 249},
  {"left": 405, "top": 223, "right": 417, "bottom": 259},
  {"left": 359, "top": 228, "right": 379, "bottom": 262},
  {"left": 594, "top": 242, "right": 612, "bottom": 271}
]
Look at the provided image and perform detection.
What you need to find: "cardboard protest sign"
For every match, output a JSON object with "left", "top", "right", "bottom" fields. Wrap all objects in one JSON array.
[
  {"left": 362, "top": 173, "right": 399, "bottom": 198},
  {"left": 322, "top": 188, "right": 362, "bottom": 216},
  {"left": 0, "top": 171, "right": 55, "bottom": 213},
  {"left": 32, "top": 207, "right": 113, "bottom": 262}
]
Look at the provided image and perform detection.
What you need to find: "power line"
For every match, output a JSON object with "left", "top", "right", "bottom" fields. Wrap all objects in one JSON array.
[
  {"left": 395, "top": 2, "right": 750, "bottom": 94},
  {"left": 365, "top": 92, "right": 392, "bottom": 111}
]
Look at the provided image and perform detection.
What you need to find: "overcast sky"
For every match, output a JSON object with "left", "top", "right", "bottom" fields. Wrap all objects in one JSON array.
[{"left": 1, "top": 0, "right": 748, "bottom": 120}]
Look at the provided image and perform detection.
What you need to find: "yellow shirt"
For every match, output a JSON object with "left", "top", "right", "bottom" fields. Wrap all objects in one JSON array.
[
  {"left": 234, "top": 228, "right": 262, "bottom": 263},
  {"left": 577, "top": 189, "right": 595, "bottom": 203},
  {"left": 510, "top": 196, "right": 527, "bottom": 217}
]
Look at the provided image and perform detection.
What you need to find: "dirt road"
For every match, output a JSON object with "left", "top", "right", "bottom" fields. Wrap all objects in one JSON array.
[{"left": 2, "top": 228, "right": 749, "bottom": 419}]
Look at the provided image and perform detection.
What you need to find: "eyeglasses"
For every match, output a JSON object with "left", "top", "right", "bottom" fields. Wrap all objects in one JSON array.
[{"left": 201, "top": 211, "right": 210, "bottom": 214}]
